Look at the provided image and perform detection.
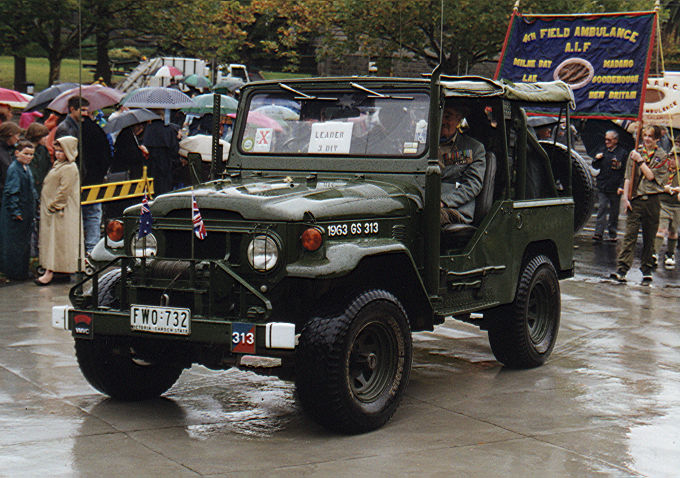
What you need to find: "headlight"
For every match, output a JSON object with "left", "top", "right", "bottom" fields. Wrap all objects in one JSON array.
[
  {"left": 130, "top": 233, "right": 158, "bottom": 258},
  {"left": 247, "top": 235, "right": 279, "bottom": 271}
]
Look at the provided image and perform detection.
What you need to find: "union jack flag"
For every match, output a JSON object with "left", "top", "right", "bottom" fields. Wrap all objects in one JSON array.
[
  {"left": 138, "top": 192, "right": 153, "bottom": 238},
  {"left": 192, "top": 192, "right": 207, "bottom": 240}
]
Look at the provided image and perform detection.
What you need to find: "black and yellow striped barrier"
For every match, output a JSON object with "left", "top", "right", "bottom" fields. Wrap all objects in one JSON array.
[{"left": 81, "top": 166, "right": 154, "bottom": 205}]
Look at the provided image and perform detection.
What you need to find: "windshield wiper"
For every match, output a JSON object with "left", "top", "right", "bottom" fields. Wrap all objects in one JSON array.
[
  {"left": 278, "top": 83, "right": 337, "bottom": 101},
  {"left": 350, "top": 82, "right": 413, "bottom": 100}
]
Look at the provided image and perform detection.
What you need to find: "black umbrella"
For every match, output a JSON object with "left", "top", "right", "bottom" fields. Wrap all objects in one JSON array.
[
  {"left": 212, "top": 78, "right": 245, "bottom": 94},
  {"left": 579, "top": 119, "right": 635, "bottom": 158},
  {"left": 122, "top": 87, "right": 195, "bottom": 109},
  {"left": 104, "top": 108, "right": 160, "bottom": 134},
  {"left": 24, "top": 83, "right": 79, "bottom": 112}
]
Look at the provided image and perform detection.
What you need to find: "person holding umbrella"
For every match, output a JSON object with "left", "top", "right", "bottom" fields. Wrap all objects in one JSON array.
[
  {"left": 55, "top": 97, "right": 89, "bottom": 139},
  {"left": 142, "top": 114, "right": 180, "bottom": 195}
]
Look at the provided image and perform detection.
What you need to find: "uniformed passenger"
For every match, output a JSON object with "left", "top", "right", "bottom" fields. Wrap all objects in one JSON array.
[{"left": 439, "top": 103, "right": 486, "bottom": 225}]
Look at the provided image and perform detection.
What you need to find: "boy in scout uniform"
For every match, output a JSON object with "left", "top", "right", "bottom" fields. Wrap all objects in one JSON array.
[
  {"left": 611, "top": 125, "right": 671, "bottom": 283},
  {"left": 439, "top": 103, "right": 486, "bottom": 225},
  {"left": 654, "top": 135, "right": 680, "bottom": 269}
]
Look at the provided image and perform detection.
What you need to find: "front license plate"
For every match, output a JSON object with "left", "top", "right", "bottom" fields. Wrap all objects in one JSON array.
[{"left": 130, "top": 305, "right": 191, "bottom": 335}]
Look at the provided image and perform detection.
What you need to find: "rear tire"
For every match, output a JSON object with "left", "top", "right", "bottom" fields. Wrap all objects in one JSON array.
[
  {"left": 487, "top": 255, "right": 560, "bottom": 368},
  {"left": 296, "top": 290, "right": 412, "bottom": 433},
  {"left": 541, "top": 141, "right": 596, "bottom": 232}
]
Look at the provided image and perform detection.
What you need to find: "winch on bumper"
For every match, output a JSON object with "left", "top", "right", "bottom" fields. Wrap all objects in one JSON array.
[{"left": 52, "top": 256, "right": 297, "bottom": 354}]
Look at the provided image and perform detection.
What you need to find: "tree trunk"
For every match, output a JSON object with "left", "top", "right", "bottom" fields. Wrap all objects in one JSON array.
[
  {"left": 48, "top": 53, "right": 61, "bottom": 86},
  {"left": 13, "top": 55, "right": 27, "bottom": 92},
  {"left": 95, "top": 31, "right": 112, "bottom": 85}
]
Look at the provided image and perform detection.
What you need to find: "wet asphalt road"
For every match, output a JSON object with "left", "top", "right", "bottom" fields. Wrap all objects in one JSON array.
[{"left": 1, "top": 219, "right": 679, "bottom": 477}]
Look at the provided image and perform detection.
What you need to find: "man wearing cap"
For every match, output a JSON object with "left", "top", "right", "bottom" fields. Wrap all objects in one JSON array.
[{"left": 439, "top": 103, "right": 486, "bottom": 225}]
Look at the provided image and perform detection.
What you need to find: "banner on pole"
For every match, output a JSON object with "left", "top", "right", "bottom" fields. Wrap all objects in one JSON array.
[{"left": 495, "top": 12, "right": 656, "bottom": 119}]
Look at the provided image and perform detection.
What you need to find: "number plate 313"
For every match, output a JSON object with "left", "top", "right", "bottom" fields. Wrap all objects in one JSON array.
[{"left": 232, "top": 322, "right": 256, "bottom": 353}]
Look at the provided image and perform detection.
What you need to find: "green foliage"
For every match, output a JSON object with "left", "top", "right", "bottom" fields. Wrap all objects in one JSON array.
[{"left": 109, "top": 47, "right": 142, "bottom": 62}]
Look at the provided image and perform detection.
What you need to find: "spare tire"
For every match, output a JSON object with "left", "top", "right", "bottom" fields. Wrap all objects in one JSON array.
[{"left": 540, "top": 141, "right": 596, "bottom": 233}]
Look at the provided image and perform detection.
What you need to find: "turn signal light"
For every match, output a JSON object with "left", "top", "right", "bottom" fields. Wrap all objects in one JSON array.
[
  {"left": 106, "top": 220, "right": 124, "bottom": 242},
  {"left": 301, "top": 228, "right": 323, "bottom": 251}
]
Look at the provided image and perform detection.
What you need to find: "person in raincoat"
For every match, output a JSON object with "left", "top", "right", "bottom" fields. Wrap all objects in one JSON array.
[
  {"left": 35, "top": 136, "right": 83, "bottom": 285},
  {"left": 25, "top": 122, "right": 52, "bottom": 258},
  {"left": 0, "top": 140, "right": 38, "bottom": 280},
  {"left": 0, "top": 121, "right": 23, "bottom": 205},
  {"left": 142, "top": 118, "right": 180, "bottom": 195}
]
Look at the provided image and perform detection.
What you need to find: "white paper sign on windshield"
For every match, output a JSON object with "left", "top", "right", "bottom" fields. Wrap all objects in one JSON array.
[
  {"left": 253, "top": 128, "right": 273, "bottom": 152},
  {"left": 308, "top": 121, "right": 353, "bottom": 154}
]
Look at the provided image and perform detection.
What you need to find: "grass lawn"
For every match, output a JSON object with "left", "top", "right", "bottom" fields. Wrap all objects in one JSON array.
[
  {"left": 0, "top": 56, "right": 127, "bottom": 92},
  {"left": 260, "top": 71, "right": 312, "bottom": 80}
]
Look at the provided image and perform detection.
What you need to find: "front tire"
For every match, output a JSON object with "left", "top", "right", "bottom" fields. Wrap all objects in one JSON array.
[
  {"left": 74, "top": 268, "right": 184, "bottom": 400},
  {"left": 296, "top": 290, "right": 412, "bottom": 434},
  {"left": 487, "top": 255, "right": 560, "bottom": 368},
  {"left": 75, "top": 337, "right": 184, "bottom": 400}
]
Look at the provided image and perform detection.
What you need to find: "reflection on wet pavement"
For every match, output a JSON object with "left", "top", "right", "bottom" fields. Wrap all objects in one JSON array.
[{"left": 0, "top": 229, "right": 679, "bottom": 475}]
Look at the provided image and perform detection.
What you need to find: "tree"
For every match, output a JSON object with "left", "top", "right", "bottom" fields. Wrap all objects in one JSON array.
[
  {"left": 28, "top": 0, "right": 95, "bottom": 85},
  {"left": 246, "top": 0, "right": 330, "bottom": 70},
  {"left": 327, "top": 0, "right": 661, "bottom": 74},
  {"left": 0, "top": 0, "right": 39, "bottom": 90}
]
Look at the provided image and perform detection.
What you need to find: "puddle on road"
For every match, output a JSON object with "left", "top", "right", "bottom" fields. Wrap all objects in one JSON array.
[{"left": 168, "top": 368, "right": 297, "bottom": 439}]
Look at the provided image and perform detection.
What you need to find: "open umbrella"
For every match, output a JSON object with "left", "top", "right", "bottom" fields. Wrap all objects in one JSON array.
[
  {"left": 184, "top": 74, "right": 212, "bottom": 90},
  {"left": 228, "top": 111, "right": 283, "bottom": 132},
  {"left": 155, "top": 65, "right": 183, "bottom": 78},
  {"left": 179, "top": 134, "right": 230, "bottom": 162},
  {"left": 104, "top": 108, "right": 160, "bottom": 134},
  {"left": 254, "top": 105, "right": 299, "bottom": 122},
  {"left": 181, "top": 94, "right": 238, "bottom": 115},
  {"left": 212, "top": 78, "right": 245, "bottom": 94},
  {"left": 0, "top": 88, "right": 31, "bottom": 108},
  {"left": 24, "top": 83, "right": 78, "bottom": 112},
  {"left": 122, "top": 87, "right": 195, "bottom": 109},
  {"left": 47, "top": 84, "right": 124, "bottom": 113}
]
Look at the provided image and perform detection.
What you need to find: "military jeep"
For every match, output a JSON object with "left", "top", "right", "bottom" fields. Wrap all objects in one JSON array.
[{"left": 55, "top": 72, "right": 577, "bottom": 434}]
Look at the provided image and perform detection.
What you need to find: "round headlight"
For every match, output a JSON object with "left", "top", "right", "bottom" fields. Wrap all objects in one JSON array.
[
  {"left": 247, "top": 235, "right": 279, "bottom": 271},
  {"left": 130, "top": 233, "right": 158, "bottom": 258}
]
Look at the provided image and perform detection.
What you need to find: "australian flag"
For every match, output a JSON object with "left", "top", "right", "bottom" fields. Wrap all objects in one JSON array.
[
  {"left": 192, "top": 192, "right": 207, "bottom": 240},
  {"left": 138, "top": 193, "right": 153, "bottom": 238}
]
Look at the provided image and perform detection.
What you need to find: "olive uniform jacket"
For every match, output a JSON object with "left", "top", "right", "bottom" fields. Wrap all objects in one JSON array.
[{"left": 439, "top": 132, "right": 486, "bottom": 224}]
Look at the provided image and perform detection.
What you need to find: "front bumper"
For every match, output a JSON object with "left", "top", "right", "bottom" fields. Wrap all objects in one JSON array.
[
  {"left": 52, "top": 305, "right": 296, "bottom": 353},
  {"left": 56, "top": 255, "right": 296, "bottom": 355}
]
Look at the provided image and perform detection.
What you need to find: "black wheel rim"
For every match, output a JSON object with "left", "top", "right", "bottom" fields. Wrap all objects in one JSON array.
[
  {"left": 527, "top": 281, "right": 552, "bottom": 348},
  {"left": 349, "top": 321, "right": 398, "bottom": 403}
]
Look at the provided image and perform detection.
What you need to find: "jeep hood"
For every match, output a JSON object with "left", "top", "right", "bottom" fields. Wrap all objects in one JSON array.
[{"left": 136, "top": 176, "right": 422, "bottom": 221}]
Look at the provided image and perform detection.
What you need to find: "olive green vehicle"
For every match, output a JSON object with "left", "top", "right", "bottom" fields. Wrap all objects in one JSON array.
[{"left": 55, "top": 71, "right": 579, "bottom": 434}]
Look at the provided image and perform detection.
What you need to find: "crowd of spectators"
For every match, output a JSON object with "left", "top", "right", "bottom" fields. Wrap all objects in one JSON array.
[{"left": 0, "top": 87, "right": 234, "bottom": 286}]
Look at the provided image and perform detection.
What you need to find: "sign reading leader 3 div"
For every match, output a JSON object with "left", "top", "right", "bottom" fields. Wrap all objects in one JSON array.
[{"left": 495, "top": 12, "right": 656, "bottom": 119}]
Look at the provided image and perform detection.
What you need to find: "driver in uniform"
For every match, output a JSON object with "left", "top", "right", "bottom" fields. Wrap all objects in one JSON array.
[{"left": 439, "top": 103, "right": 486, "bottom": 225}]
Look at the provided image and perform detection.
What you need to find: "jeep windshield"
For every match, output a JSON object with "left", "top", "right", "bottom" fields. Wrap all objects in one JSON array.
[{"left": 238, "top": 88, "right": 430, "bottom": 157}]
